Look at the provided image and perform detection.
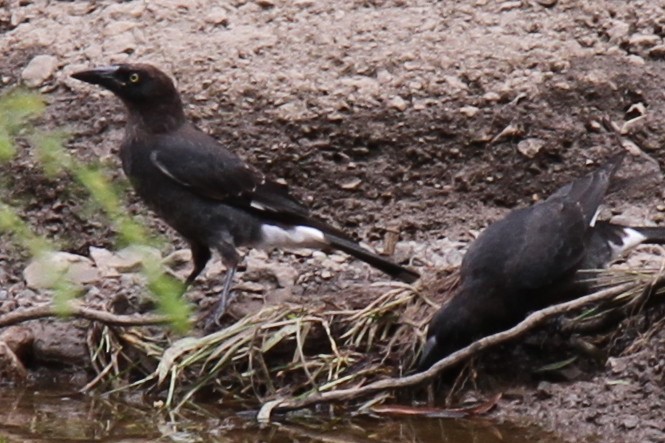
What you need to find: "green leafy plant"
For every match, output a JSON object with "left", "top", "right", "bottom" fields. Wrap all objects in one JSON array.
[{"left": 0, "top": 88, "right": 189, "bottom": 331}]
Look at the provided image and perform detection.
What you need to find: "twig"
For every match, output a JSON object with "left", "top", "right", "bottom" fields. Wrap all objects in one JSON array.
[
  {"left": 563, "top": 273, "right": 665, "bottom": 335},
  {"left": 0, "top": 302, "right": 172, "bottom": 328},
  {"left": 261, "top": 281, "right": 638, "bottom": 416},
  {"left": 79, "top": 353, "right": 118, "bottom": 393}
]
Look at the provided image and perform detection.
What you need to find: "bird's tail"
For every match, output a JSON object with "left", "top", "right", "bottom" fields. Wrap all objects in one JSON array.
[
  {"left": 586, "top": 222, "right": 665, "bottom": 268},
  {"left": 548, "top": 154, "right": 625, "bottom": 226},
  {"left": 324, "top": 233, "right": 419, "bottom": 284},
  {"left": 632, "top": 226, "right": 665, "bottom": 244}
]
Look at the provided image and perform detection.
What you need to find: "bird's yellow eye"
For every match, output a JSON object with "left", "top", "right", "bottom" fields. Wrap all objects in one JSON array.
[{"left": 129, "top": 73, "right": 140, "bottom": 83}]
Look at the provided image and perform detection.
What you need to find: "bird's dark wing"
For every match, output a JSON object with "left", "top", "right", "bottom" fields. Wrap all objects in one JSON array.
[
  {"left": 150, "top": 124, "right": 309, "bottom": 217},
  {"left": 468, "top": 155, "right": 624, "bottom": 291},
  {"left": 461, "top": 199, "right": 588, "bottom": 293},
  {"left": 506, "top": 199, "right": 588, "bottom": 289}
]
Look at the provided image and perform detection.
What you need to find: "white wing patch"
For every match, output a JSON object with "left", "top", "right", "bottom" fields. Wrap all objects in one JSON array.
[
  {"left": 260, "top": 225, "right": 326, "bottom": 248},
  {"left": 250, "top": 201, "right": 267, "bottom": 211},
  {"left": 151, "top": 151, "right": 190, "bottom": 187},
  {"left": 589, "top": 207, "right": 601, "bottom": 227},
  {"left": 610, "top": 227, "right": 647, "bottom": 256}
]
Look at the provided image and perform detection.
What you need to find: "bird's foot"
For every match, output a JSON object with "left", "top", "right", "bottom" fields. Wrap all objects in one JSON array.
[{"left": 203, "top": 291, "right": 239, "bottom": 333}]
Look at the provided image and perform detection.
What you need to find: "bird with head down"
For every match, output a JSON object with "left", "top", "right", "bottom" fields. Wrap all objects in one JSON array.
[{"left": 419, "top": 154, "right": 665, "bottom": 371}]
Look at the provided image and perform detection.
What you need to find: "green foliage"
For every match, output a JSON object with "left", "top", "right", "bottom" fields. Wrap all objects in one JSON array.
[
  {"left": 0, "top": 126, "right": 14, "bottom": 161},
  {"left": 0, "top": 88, "right": 190, "bottom": 330},
  {"left": 146, "top": 265, "right": 189, "bottom": 333},
  {"left": 0, "top": 89, "right": 45, "bottom": 160},
  {"left": 30, "top": 129, "right": 72, "bottom": 175},
  {"left": 0, "top": 203, "right": 53, "bottom": 255}
]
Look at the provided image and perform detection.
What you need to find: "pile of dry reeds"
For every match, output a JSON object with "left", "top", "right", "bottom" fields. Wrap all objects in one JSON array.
[
  {"left": 87, "top": 281, "right": 435, "bottom": 410},
  {"left": 84, "top": 265, "right": 665, "bottom": 414}
]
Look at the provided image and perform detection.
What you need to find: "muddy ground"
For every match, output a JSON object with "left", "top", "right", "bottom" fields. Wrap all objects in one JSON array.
[{"left": 2, "top": 0, "right": 665, "bottom": 441}]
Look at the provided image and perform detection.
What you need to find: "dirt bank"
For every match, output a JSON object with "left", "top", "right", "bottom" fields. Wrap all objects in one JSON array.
[{"left": 2, "top": 1, "right": 665, "bottom": 441}]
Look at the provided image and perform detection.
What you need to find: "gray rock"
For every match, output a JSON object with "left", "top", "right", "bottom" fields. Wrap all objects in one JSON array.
[
  {"left": 204, "top": 259, "right": 227, "bottom": 279},
  {"left": 388, "top": 95, "right": 408, "bottom": 111},
  {"left": 622, "top": 415, "right": 639, "bottom": 429},
  {"left": 103, "top": 33, "right": 137, "bottom": 55},
  {"left": 517, "top": 138, "right": 546, "bottom": 159},
  {"left": 295, "top": 0, "right": 315, "bottom": 7},
  {"left": 444, "top": 75, "right": 468, "bottom": 92},
  {"left": 24, "top": 251, "right": 98, "bottom": 289},
  {"left": 460, "top": 105, "right": 479, "bottom": 117},
  {"left": 256, "top": 0, "right": 275, "bottom": 8},
  {"left": 606, "top": 20, "right": 630, "bottom": 43},
  {"left": 105, "top": 1, "right": 145, "bottom": 19},
  {"left": 607, "top": 356, "right": 627, "bottom": 374},
  {"left": 110, "top": 245, "right": 162, "bottom": 273},
  {"left": 163, "top": 249, "right": 192, "bottom": 267},
  {"left": 21, "top": 54, "right": 58, "bottom": 88},
  {"left": 628, "top": 34, "right": 661, "bottom": 49},
  {"left": 444, "top": 248, "right": 463, "bottom": 267},
  {"left": 204, "top": 7, "right": 229, "bottom": 25},
  {"left": 89, "top": 247, "right": 120, "bottom": 277},
  {"left": 649, "top": 45, "right": 665, "bottom": 59},
  {"left": 244, "top": 256, "right": 297, "bottom": 290},
  {"left": 103, "top": 20, "right": 137, "bottom": 37},
  {"left": 31, "top": 322, "right": 88, "bottom": 366}
]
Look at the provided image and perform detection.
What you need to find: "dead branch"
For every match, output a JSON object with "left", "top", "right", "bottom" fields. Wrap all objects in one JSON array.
[
  {"left": 260, "top": 281, "right": 638, "bottom": 417},
  {"left": 0, "top": 302, "right": 171, "bottom": 328}
]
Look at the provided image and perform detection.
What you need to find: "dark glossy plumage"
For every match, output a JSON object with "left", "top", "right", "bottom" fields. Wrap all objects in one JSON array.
[
  {"left": 419, "top": 155, "right": 665, "bottom": 370},
  {"left": 72, "top": 64, "right": 419, "bottom": 326}
]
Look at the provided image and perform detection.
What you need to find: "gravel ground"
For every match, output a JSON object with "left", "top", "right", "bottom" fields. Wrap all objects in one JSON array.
[{"left": 3, "top": 1, "right": 665, "bottom": 441}]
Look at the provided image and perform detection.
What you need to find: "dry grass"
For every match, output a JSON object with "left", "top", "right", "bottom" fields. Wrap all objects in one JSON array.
[
  {"left": 88, "top": 281, "right": 433, "bottom": 410},
  {"left": 85, "top": 265, "right": 665, "bottom": 412}
]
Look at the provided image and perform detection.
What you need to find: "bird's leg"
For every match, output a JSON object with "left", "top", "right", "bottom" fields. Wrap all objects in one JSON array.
[
  {"left": 204, "top": 265, "right": 238, "bottom": 330},
  {"left": 218, "top": 265, "right": 237, "bottom": 314},
  {"left": 185, "top": 242, "right": 211, "bottom": 287},
  {"left": 205, "top": 245, "right": 240, "bottom": 330}
]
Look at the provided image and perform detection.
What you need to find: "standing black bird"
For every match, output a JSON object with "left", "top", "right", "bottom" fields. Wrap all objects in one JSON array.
[
  {"left": 71, "top": 64, "right": 419, "bottom": 325},
  {"left": 419, "top": 155, "right": 665, "bottom": 371}
]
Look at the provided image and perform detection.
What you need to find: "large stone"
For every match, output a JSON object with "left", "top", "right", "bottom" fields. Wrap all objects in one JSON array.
[
  {"left": 107, "top": 245, "right": 163, "bottom": 273},
  {"left": 0, "top": 326, "right": 34, "bottom": 363},
  {"left": 606, "top": 20, "right": 630, "bottom": 43},
  {"left": 517, "top": 138, "right": 546, "bottom": 158},
  {"left": 103, "top": 20, "right": 137, "bottom": 37},
  {"left": 244, "top": 256, "right": 297, "bottom": 290},
  {"left": 388, "top": 95, "right": 408, "bottom": 111},
  {"left": 21, "top": 54, "right": 58, "bottom": 88},
  {"left": 628, "top": 33, "right": 661, "bottom": 49},
  {"left": 89, "top": 247, "right": 120, "bottom": 277},
  {"left": 31, "top": 322, "right": 88, "bottom": 366},
  {"left": 24, "top": 251, "right": 99, "bottom": 289},
  {"left": 103, "top": 33, "right": 137, "bottom": 55},
  {"left": 204, "top": 7, "right": 229, "bottom": 25}
]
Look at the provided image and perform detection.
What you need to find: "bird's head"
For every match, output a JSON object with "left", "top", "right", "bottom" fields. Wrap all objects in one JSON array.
[
  {"left": 418, "top": 310, "right": 467, "bottom": 372},
  {"left": 417, "top": 290, "right": 480, "bottom": 372},
  {"left": 71, "top": 63, "right": 180, "bottom": 105},
  {"left": 72, "top": 63, "right": 185, "bottom": 133}
]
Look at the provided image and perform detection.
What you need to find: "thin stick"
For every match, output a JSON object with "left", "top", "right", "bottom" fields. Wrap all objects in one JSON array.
[
  {"left": 261, "top": 281, "right": 638, "bottom": 416},
  {"left": 0, "top": 302, "right": 172, "bottom": 327},
  {"left": 79, "top": 354, "right": 118, "bottom": 393}
]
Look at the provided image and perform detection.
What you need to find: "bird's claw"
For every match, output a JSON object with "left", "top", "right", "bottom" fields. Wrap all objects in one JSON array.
[{"left": 203, "top": 291, "right": 239, "bottom": 333}]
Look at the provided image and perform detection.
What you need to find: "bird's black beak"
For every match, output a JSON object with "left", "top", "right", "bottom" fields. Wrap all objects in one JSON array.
[{"left": 71, "top": 66, "right": 121, "bottom": 89}]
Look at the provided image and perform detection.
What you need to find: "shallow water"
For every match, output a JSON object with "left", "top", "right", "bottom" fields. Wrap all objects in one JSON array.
[{"left": 0, "top": 386, "right": 562, "bottom": 443}]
